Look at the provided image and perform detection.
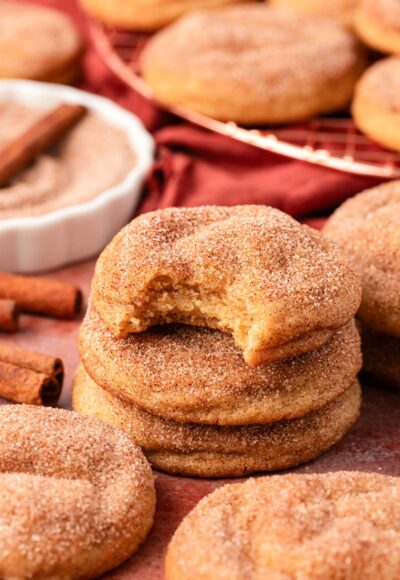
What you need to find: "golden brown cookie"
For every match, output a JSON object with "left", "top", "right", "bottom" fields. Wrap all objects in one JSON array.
[
  {"left": 359, "top": 322, "right": 400, "bottom": 389},
  {"left": 166, "top": 472, "right": 400, "bottom": 579},
  {"left": 80, "top": 307, "right": 362, "bottom": 425},
  {"left": 0, "top": 1, "right": 83, "bottom": 84},
  {"left": 352, "top": 57, "right": 400, "bottom": 151},
  {"left": 355, "top": 0, "right": 400, "bottom": 54},
  {"left": 141, "top": 5, "right": 366, "bottom": 125},
  {"left": 324, "top": 181, "right": 400, "bottom": 336},
  {"left": 79, "top": 0, "right": 251, "bottom": 31},
  {"left": 73, "top": 365, "right": 361, "bottom": 478},
  {"left": 92, "top": 206, "right": 361, "bottom": 367},
  {"left": 269, "top": 0, "right": 358, "bottom": 27},
  {"left": 0, "top": 404, "right": 155, "bottom": 579}
]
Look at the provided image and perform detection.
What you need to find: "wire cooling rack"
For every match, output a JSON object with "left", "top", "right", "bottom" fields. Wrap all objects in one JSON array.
[{"left": 90, "top": 22, "right": 400, "bottom": 178}]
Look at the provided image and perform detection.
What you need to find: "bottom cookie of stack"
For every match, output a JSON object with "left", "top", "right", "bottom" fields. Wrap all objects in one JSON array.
[{"left": 73, "top": 365, "right": 361, "bottom": 478}]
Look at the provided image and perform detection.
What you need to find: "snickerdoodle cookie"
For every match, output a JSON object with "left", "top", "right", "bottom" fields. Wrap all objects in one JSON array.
[
  {"left": 73, "top": 365, "right": 361, "bottom": 478},
  {"left": 355, "top": 0, "right": 400, "bottom": 54},
  {"left": 80, "top": 307, "right": 362, "bottom": 425},
  {"left": 0, "top": 1, "right": 83, "bottom": 84},
  {"left": 325, "top": 181, "right": 400, "bottom": 336},
  {"left": 166, "top": 472, "right": 400, "bottom": 579},
  {"left": 92, "top": 206, "right": 361, "bottom": 367},
  {"left": 269, "top": 0, "right": 358, "bottom": 27},
  {"left": 80, "top": 0, "right": 251, "bottom": 31},
  {"left": 0, "top": 405, "right": 155, "bottom": 579},
  {"left": 352, "top": 57, "right": 400, "bottom": 151},
  {"left": 141, "top": 5, "right": 366, "bottom": 125},
  {"left": 359, "top": 323, "right": 400, "bottom": 389}
]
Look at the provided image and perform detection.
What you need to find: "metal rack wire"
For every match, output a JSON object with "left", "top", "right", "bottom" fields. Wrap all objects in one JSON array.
[{"left": 90, "top": 22, "right": 400, "bottom": 178}]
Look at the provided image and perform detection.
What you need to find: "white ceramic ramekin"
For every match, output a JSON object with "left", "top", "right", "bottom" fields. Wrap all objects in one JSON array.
[{"left": 0, "top": 80, "right": 154, "bottom": 273}]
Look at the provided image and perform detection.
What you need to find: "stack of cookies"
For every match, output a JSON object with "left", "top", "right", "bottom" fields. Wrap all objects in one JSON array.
[
  {"left": 325, "top": 181, "right": 400, "bottom": 390},
  {"left": 74, "top": 205, "right": 362, "bottom": 477}
]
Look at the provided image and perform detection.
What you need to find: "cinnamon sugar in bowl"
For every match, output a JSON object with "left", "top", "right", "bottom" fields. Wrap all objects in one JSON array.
[{"left": 0, "top": 80, "right": 154, "bottom": 273}]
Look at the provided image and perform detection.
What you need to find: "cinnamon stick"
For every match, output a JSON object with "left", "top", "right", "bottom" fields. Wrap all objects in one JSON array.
[
  {"left": 0, "top": 103, "right": 87, "bottom": 187},
  {"left": 0, "top": 299, "right": 19, "bottom": 332},
  {"left": 0, "top": 343, "right": 63, "bottom": 405},
  {"left": 0, "top": 273, "right": 82, "bottom": 319}
]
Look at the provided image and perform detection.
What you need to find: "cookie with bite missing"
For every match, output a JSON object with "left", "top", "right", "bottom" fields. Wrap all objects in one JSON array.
[{"left": 92, "top": 205, "right": 361, "bottom": 367}]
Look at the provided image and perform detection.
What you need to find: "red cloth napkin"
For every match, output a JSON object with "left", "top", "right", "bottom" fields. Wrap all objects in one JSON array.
[{"left": 26, "top": 0, "right": 385, "bottom": 222}]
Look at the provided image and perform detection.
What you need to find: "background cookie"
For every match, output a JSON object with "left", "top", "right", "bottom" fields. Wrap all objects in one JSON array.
[
  {"left": 324, "top": 180, "right": 400, "bottom": 336},
  {"left": 141, "top": 5, "right": 366, "bottom": 124},
  {"left": 0, "top": 1, "right": 83, "bottom": 83},
  {"left": 352, "top": 57, "right": 400, "bottom": 151},
  {"left": 80, "top": 308, "right": 362, "bottom": 425},
  {"left": 166, "top": 472, "right": 400, "bottom": 579},
  {"left": 79, "top": 0, "right": 251, "bottom": 31},
  {"left": 355, "top": 0, "right": 400, "bottom": 54},
  {"left": 269, "top": 0, "right": 358, "bottom": 27},
  {"left": 359, "top": 322, "right": 400, "bottom": 389},
  {"left": 73, "top": 366, "right": 361, "bottom": 478}
]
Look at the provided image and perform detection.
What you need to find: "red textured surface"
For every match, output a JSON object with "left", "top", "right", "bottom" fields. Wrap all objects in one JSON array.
[{"left": 1, "top": 260, "right": 399, "bottom": 579}]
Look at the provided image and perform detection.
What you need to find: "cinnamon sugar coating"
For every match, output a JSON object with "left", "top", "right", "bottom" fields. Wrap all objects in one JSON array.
[
  {"left": 352, "top": 58, "right": 400, "bottom": 151},
  {"left": 141, "top": 5, "right": 366, "bottom": 125},
  {"left": 79, "top": 0, "right": 251, "bottom": 31},
  {"left": 0, "top": 405, "right": 155, "bottom": 579},
  {"left": 355, "top": 0, "right": 400, "bottom": 54},
  {"left": 0, "top": 1, "right": 82, "bottom": 83},
  {"left": 166, "top": 472, "right": 400, "bottom": 579},
  {"left": 92, "top": 206, "right": 361, "bottom": 367},
  {"left": 80, "top": 307, "right": 361, "bottom": 425},
  {"left": 73, "top": 365, "right": 361, "bottom": 478},
  {"left": 325, "top": 181, "right": 400, "bottom": 336},
  {"left": 269, "top": 0, "right": 358, "bottom": 27},
  {"left": 359, "top": 322, "right": 400, "bottom": 389}
]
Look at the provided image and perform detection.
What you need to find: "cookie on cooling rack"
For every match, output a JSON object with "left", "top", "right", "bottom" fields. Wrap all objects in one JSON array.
[
  {"left": 352, "top": 57, "right": 400, "bottom": 151},
  {"left": 269, "top": 0, "right": 358, "bottom": 27},
  {"left": 79, "top": 0, "right": 251, "bottom": 31},
  {"left": 355, "top": 0, "right": 400, "bottom": 54},
  {"left": 0, "top": 1, "right": 83, "bottom": 83},
  {"left": 166, "top": 472, "right": 400, "bottom": 579},
  {"left": 141, "top": 5, "right": 366, "bottom": 125}
]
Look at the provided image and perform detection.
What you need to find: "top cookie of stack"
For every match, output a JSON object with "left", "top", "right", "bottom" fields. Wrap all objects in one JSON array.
[
  {"left": 92, "top": 205, "right": 360, "bottom": 367},
  {"left": 75, "top": 205, "right": 362, "bottom": 478}
]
